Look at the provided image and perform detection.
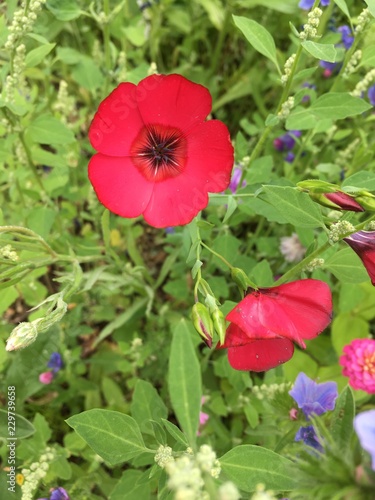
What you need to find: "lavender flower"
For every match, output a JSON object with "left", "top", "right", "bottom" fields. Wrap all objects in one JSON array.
[
  {"left": 289, "top": 372, "right": 338, "bottom": 419},
  {"left": 354, "top": 410, "right": 375, "bottom": 470},
  {"left": 47, "top": 352, "right": 63, "bottom": 373},
  {"left": 285, "top": 152, "right": 295, "bottom": 163},
  {"left": 299, "top": 0, "right": 329, "bottom": 10},
  {"left": 229, "top": 166, "right": 246, "bottom": 194},
  {"left": 338, "top": 25, "right": 354, "bottom": 50},
  {"left": 368, "top": 85, "right": 375, "bottom": 106},
  {"left": 295, "top": 425, "right": 323, "bottom": 452},
  {"left": 50, "top": 488, "right": 70, "bottom": 500}
]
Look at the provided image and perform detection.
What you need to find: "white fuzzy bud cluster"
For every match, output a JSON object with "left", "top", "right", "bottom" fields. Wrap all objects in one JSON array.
[
  {"left": 148, "top": 61, "right": 158, "bottom": 76},
  {"left": 277, "top": 96, "right": 295, "bottom": 119},
  {"left": 280, "top": 233, "right": 306, "bottom": 263},
  {"left": 21, "top": 447, "right": 55, "bottom": 500},
  {"left": 116, "top": 51, "right": 127, "bottom": 83},
  {"left": 281, "top": 53, "right": 296, "bottom": 85},
  {"left": 3, "top": 43, "right": 27, "bottom": 103},
  {"left": 250, "top": 483, "right": 277, "bottom": 500},
  {"left": 0, "top": 244, "right": 19, "bottom": 261},
  {"left": 5, "top": 0, "right": 47, "bottom": 50},
  {"left": 366, "top": 221, "right": 375, "bottom": 231},
  {"left": 158, "top": 445, "right": 221, "bottom": 498},
  {"left": 328, "top": 221, "right": 356, "bottom": 245},
  {"left": 351, "top": 68, "right": 375, "bottom": 97},
  {"left": 303, "top": 258, "right": 325, "bottom": 273},
  {"left": 343, "top": 50, "right": 362, "bottom": 78},
  {"left": 52, "top": 80, "right": 77, "bottom": 126},
  {"left": 354, "top": 8, "right": 371, "bottom": 35},
  {"left": 154, "top": 445, "right": 174, "bottom": 469},
  {"left": 252, "top": 382, "right": 291, "bottom": 401},
  {"left": 6, "top": 295, "right": 68, "bottom": 351},
  {"left": 299, "top": 8, "right": 323, "bottom": 40},
  {"left": 218, "top": 482, "right": 241, "bottom": 500},
  {"left": 335, "top": 138, "right": 360, "bottom": 167}
]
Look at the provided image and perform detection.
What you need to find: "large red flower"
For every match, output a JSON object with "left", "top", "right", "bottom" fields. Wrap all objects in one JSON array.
[
  {"left": 88, "top": 74, "right": 234, "bottom": 228},
  {"left": 218, "top": 279, "right": 333, "bottom": 372}
]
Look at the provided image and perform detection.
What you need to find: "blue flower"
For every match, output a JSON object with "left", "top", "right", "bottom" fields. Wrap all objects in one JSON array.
[
  {"left": 295, "top": 425, "right": 323, "bottom": 452},
  {"left": 299, "top": 0, "right": 329, "bottom": 10},
  {"left": 354, "top": 409, "right": 375, "bottom": 471},
  {"left": 289, "top": 372, "right": 338, "bottom": 419},
  {"left": 50, "top": 487, "right": 70, "bottom": 500},
  {"left": 285, "top": 152, "right": 295, "bottom": 163},
  {"left": 368, "top": 85, "right": 375, "bottom": 106},
  {"left": 338, "top": 25, "right": 354, "bottom": 50},
  {"left": 47, "top": 352, "right": 63, "bottom": 374}
]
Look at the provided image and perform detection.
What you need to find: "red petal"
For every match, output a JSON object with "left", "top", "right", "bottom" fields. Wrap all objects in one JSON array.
[
  {"left": 136, "top": 74, "right": 212, "bottom": 133},
  {"left": 143, "top": 173, "right": 208, "bottom": 227},
  {"left": 89, "top": 83, "right": 144, "bottom": 156},
  {"left": 227, "top": 280, "right": 332, "bottom": 348},
  {"left": 227, "top": 338, "right": 294, "bottom": 372},
  {"left": 88, "top": 154, "right": 153, "bottom": 218},
  {"left": 186, "top": 120, "right": 234, "bottom": 192},
  {"left": 218, "top": 323, "right": 251, "bottom": 349}
]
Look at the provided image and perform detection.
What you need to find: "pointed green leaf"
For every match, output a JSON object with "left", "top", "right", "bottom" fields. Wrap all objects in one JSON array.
[
  {"left": 364, "top": 0, "right": 375, "bottom": 17},
  {"left": 168, "top": 320, "right": 202, "bottom": 448},
  {"left": 301, "top": 41, "right": 337, "bottom": 63},
  {"left": 220, "top": 445, "right": 297, "bottom": 492},
  {"left": 131, "top": 380, "right": 168, "bottom": 435},
  {"left": 262, "top": 186, "right": 325, "bottom": 228},
  {"left": 26, "top": 114, "right": 75, "bottom": 145},
  {"left": 25, "top": 43, "right": 56, "bottom": 67},
  {"left": 66, "top": 409, "right": 149, "bottom": 465},
  {"left": 233, "top": 15, "right": 280, "bottom": 73},
  {"left": 325, "top": 248, "right": 369, "bottom": 283},
  {"left": 331, "top": 386, "right": 355, "bottom": 451},
  {"left": 310, "top": 93, "right": 372, "bottom": 120},
  {"left": 0, "top": 410, "right": 35, "bottom": 439}
]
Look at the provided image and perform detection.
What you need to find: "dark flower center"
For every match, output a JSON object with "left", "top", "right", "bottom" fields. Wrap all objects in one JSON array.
[{"left": 131, "top": 124, "right": 187, "bottom": 182}]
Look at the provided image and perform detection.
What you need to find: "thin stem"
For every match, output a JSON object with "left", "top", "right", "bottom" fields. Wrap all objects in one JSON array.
[
  {"left": 19, "top": 132, "right": 45, "bottom": 192},
  {"left": 102, "top": 0, "right": 111, "bottom": 92},
  {"left": 0, "top": 226, "right": 57, "bottom": 257},
  {"left": 200, "top": 241, "right": 233, "bottom": 270},
  {"left": 209, "top": 5, "right": 231, "bottom": 78}
]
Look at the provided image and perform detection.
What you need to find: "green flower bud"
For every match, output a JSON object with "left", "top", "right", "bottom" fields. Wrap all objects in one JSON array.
[
  {"left": 297, "top": 180, "right": 339, "bottom": 194},
  {"left": 211, "top": 309, "right": 226, "bottom": 345},
  {"left": 355, "top": 193, "right": 375, "bottom": 211},
  {"left": 192, "top": 303, "right": 214, "bottom": 348},
  {"left": 230, "top": 267, "right": 257, "bottom": 292},
  {"left": 6, "top": 319, "right": 42, "bottom": 351}
]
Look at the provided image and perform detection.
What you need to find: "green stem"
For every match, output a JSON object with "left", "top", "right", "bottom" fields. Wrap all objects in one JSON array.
[
  {"left": 102, "top": 0, "right": 111, "bottom": 92},
  {"left": 0, "top": 226, "right": 57, "bottom": 257},
  {"left": 200, "top": 241, "right": 233, "bottom": 270},
  {"left": 209, "top": 4, "right": 231, "bottom": 77},
  {"left": 19, "top": 132, "right": 45, "bottom": 192}
]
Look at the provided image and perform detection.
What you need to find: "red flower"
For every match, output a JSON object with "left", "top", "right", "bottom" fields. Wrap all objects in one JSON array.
[
  {"left": 344, "top": 230, "right": 375, "bottom": 285},
  {"left": 88, "top": 74, "right": 234, "bottom": 228},
  {"left": 323, "top": 192, "right": 364, "bottom": 212},
  {"left": 218, "top": 279, "right": 332, "bottom": 372}
]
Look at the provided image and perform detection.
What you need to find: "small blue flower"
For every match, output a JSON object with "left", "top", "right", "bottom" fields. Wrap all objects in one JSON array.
[
  {"left": 299, "top": 0, "right": 329, "bottom": 10},
  {"left": 289, "top": 372, "right": 338, "bottom": 419},
  {"left": 368, "top": 85, "right": 375, "bottom": 106},
  {"left": 285, "top": 152, "right": 295, "bottom": 163},
  {"left": 229, "top": 166, "right": 246, "bottom": 194},
  {"left": 338, "top": 25, "right": 354, "bottom": 50},
  {"left": 50, "top": 487, "right": 70, "bottom": 500},
  {"left": 47, "top": 352, "right": 63, "bottom": 374},
  {"left": 295, "top": 425, "right": 323, "bottom": 452},
  {"left": 354, "top": 409, "right": 375, "bottom": 471}
]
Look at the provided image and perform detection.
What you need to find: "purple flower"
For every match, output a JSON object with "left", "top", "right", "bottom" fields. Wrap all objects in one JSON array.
[
  {"left": 295, "top": 425, "right": 323, "bottom": 452},
  {"left": 354, "top": 410, "right": 375, "bottom": 470},
  {"left": 299, "top": 0, "right": 329, "bottom": 10},
  {"left": 273, "top": 133, "right": 296, "bottom": 152},
  {"left": 302, "top": 83, "right": 316, "bottom": 102},
  {"left": 229, "top": 166, "right": 246, "bottom": 194},
  {"left": 319, "top": 60, "right": 338, "bottom": 72},
  {"left": 289, "top": 372, "right": 338, "bottom": 419},
  {"left": 50, "top": 488, "right": 70, "bottom": 500},
  {"left": 47, "top": 352, "right": 63, "bottom": 373},
  {"left": 285, "top": 152, "right": 295, "bottom": 163},
  {"left": 338, "top": 25, "right": 354, "bottom": 50},
  {"left": 368, "top": 85, "right": 375, "bottom": 106}
]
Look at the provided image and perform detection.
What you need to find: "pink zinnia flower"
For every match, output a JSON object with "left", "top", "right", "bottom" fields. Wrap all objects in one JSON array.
[
  {"left": 39, "top": 372, "right": 54, "bottom": 385},
  {"left": 339, "top": 339, "right": 375, "bottom": 393}
]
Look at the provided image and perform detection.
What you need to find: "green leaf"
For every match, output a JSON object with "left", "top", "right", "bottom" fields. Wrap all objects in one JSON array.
[
  {"left": 360, "top": 46, "right": 375, "bottom": 68},
  {"left": 331, "top": 386, "right": 355, "bottom": 452},
  {"left": 0, "top": 410, "right": 35, "bottom": 439},
  {"left": 66, "top": 409, "right": 149, "bottom": 465},
  {"left": 223, "top": 196, "right": 238, "bottom": 223},
  {"left": 26, "top": 114, "right": 75, "bottom": 145},
  {"left": 333, "top": 0, "right": 352, "bottom": 23},
  {"left": 310, "top": 93, "right": 372, "bottom": 120},
  {"left": 72, "top": 57, "right": 105, "bottom": 92},
  {"left": 286, "top": 107, "right": 316, "bottom": 130},
  {"left": 161, "top": 419, "right": 189, "bottom": 447},
  {"left": 26, "top": 207, "right": 56, "bottom": 239},
  {"left": 262, "top": 186, "right": 325, "bottom": 228},
  {"left": 325, "top": 248, "right": 369, "bottom": 283},
  {"left": 364, "top": 0, "right": 375, "bottom": 17},
  {"left": 46, "top": 0, "right": 82, "bottom": 20},
  {"left": 131, "top": 380, "right": 168, "bottom": 435},
  {"left": 342, "top": 171, "right": 375, "bottom": 190},
  {"left": 168, "top": 319, "right": 202, "bottom": 448},
  {"left": 220, "top": 445, "right": 297, "bottom": 492},
  {"left": 232, "top": 15, "right": 280, "bottom": 73},
  {"left": 25, "top": 43, "right": 56, "bottom": 67},
  {"left": 302, "top": 41, "right": 337, "bottom": 62},
  {"left": 109, "top": 470, "right": 150, "bottom": 500},
  {"left": 331, "top": 313, "right": 369, "bottom": 358}
]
